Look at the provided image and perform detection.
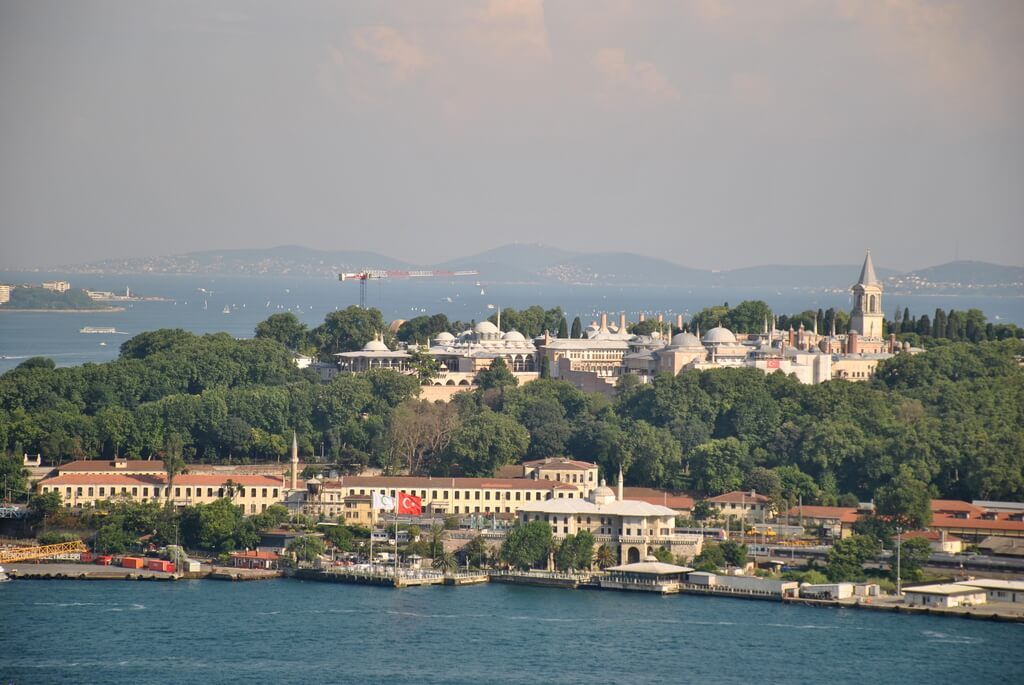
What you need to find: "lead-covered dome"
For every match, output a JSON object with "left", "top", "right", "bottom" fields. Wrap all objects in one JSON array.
[
  {"left": 362, "top": 339, "right": 389, "bottom": 352},
  {"left": 671, "top": 331, "right": 703, "bottom": 348},
  {"left": 702, "top": 326, "right": 736, "bottom": 344}
]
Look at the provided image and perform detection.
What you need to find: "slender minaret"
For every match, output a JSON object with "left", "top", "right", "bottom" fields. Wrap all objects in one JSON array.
[
  {"left": 290, "top": 431, "right": 298, "bottom": 490},
  {"left": 617, "top": 465, "right": 624, "bottom": 502}
]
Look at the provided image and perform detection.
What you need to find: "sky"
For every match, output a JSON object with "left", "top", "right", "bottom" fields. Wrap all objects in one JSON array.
[{"left": 1, "top": 0, "right": 1022, "bottom": 272}]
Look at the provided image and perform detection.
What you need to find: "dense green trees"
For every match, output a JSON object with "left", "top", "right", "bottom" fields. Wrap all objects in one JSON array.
[
  {"left": 825, "top": 534, "right": 882, "bottom": 581},
  {"left": 501, "top": 520, "right": 553, "bottom": 570},
  {"left": 2, "top": 307, "right": 1021, "bottom": 506}
]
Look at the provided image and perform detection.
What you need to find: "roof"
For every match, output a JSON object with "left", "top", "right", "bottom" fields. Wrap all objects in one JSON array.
[
  {"left": 954, "top": 579, "right": 1024, "bottom": 592},
  {"left": 669, "top": 331, "right": 703, "bottom": 348},
  {"left": 931, "top": 500, "right": 987, "bottom": 517},
  {"left": 784, "top": 506, "right": 860, "bottom": 523},
  {"left": 606, "top": 561, "right": 694, "bottom": 575},
  {"left": 855, "top": 250, "right": 880, "bottom": 286},
  {"left": 229, "top": 550, "right": 279, "bottom": 560},
  {"left": 930, "top": 515, "right": 1024, "bottom": 533},
  {"left": 321, "top": 476, "right": 577, "bottom": 491},
  {"left": 709, "top": 491, "right": 771, "bottom": 505},
  {"left": 519, "top": 497, "right": 677, "bottom": 517},
  {"left": 622, "top": 487, "right": 694, "bottom": 510},
  {"left": 972, "top": 500, "right": 1024, "bottom": 513},
  {"left": 58, "top": 460, "right": 165, "bottom": 473},
  {"left": 901, "top": 530, "right": 961, "bottom": 543},
  {"left": 522, "top": 458, "right": 596, "bottom": 471},
  {"left": 903, "top": 583, "right": 987, "bottom": 596},
  {"left": 494, "top": 465, "right": 526, "bottom": 479},
  {"left": 702, "top": 326, "right": 737, "bottom": 344},
  {"left": 39, "top": 473, "right": 284, "bottom": 488}
]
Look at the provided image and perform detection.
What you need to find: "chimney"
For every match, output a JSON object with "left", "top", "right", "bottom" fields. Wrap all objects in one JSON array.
[
  {"left": 657, "top": 313, "right": 664, "bottom": 324},
  {"left": 676, "top": 314, "right": 683, "bottom": 330},
  {"left": 600, "top": 312, "right": 608, "bottom": 331},
  {"left": 848, "top": 330, "right": 859, "bottom": 355},
  {"left": 619, "top": 313, "right": 627, "bottom": 331},
  {"left": 639, "top": 313, "right": 645, "bottom": 322}
]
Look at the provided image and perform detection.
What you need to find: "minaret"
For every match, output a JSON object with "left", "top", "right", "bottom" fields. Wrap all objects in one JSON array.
[
  {"left": 290, "top": 431, "right": 298, "bottom": 490},
  {"left": 617, "top": 465, "right": 624, "bottom": 502}
]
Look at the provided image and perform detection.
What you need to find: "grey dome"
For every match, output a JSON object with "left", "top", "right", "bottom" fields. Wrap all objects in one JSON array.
[{"left": 702, "top": 326, "right": 736, "bottom": 344}]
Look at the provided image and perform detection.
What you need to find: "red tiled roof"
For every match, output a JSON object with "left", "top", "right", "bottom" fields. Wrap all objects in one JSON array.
[
  {"left": 903, "top": 530, "right": 961, "bottom": 543},
  {"left": 39, "top": 473, "right": 283, "bottom": 488},
  {"left": 622, "top": 487, "right": 694, "bottom": 510},
  {"left": 931, "top": 500, "right": 987, "bottom": 517},
  {"left": 930, "top": 515, "right": 1024, "bottom": 533},
  {"left": 322, "top": 476, "right": 577, "bottom": 491},
  {"left": 784, "top": 506, "right": 860, "bottom": 523},
  {"left": 229, "top": 550, "right": 279, "bottom": 560},
  {"left": 708, "top": 491, "right": 772, "bottom": 504},
  {"left": 58, "top": 460, "right": 165, "bottom": 473},
  {"left": 494, "top": 465, "right": 525, "bottom": 479}
]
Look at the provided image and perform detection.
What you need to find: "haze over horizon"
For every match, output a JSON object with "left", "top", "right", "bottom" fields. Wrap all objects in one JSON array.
[{"left": 2, "top": 1, "right": 1022, "bottom": 272}]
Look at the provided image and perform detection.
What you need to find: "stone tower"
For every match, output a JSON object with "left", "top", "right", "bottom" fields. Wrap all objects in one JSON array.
[{"left": 850, "top": 251, "right": 883, "bottom": 338}]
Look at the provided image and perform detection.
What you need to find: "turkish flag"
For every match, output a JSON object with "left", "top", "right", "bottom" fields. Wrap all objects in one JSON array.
[{"left": 397, "top": 492, "right": 422, "bottom": 516}]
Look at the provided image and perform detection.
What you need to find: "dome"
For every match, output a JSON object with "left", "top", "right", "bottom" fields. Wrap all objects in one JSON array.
[
  {"left": 434, "top": 331, "right": 455, "bottom": 342},
  {"left": 362, "top": 339, "right": 390, "bottom": 352},
  {"left": 589, "top": 484, "right": 615, "bottom": 504},
  {"left": 473, "top": 320, "right": 500, "bottom": 334},
  {"left": 702, "top": 326, "right": 736, "bottom": 344},
  {"left": 671, "top": 331, "right": 702, "bottom": 348},
  {"left": 502, "top": 330, "right": 526, "bottom": 342}
]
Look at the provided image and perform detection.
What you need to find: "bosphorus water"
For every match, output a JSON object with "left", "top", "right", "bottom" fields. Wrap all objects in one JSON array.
[
  {"left": 2, "top": 271, "right": 1022, "bottom": 373},
  {"left": 1, "top": 579, "right": 1019, "bottom": 684}
]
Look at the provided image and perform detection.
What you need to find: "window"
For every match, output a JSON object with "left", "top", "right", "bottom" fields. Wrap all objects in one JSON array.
[
  {"left": 132, "top": 487, "right": 138, "bottom": 496},
  {"left": 186, "top": 488, "right": 191, "bottom": 497},
  {"left": 526, "top": 492, "right": 531, "bottom": 501},
  {"left": 485, "top": 491, "right": 491, "bottom": 501},
  {"left": 175, "top": 487, "right": 181, "bottom": 497},
  {"left": 432, "top": 490, "right": 438, "bottom": 499},
  {"left": 515, "top": 492, "right": 521, "bottom": 501},
  {"left": 273, "top": 489, "right": 278, "bottom": 498},
  {"left": 99, "top": 487, "right": 105, "bottom": 496},
  {"left": 455, "top": 491, "right": 460, "bottom": 500},
  {"left": 88, "top": 487, "right": 94, "bottom": 496},
  {"left": 262, "top": 488, "right": 268, "bottom": 498},
  {"left": 475, "top": 491, "right": 480, "bottom": 500},
  {"left": 250, "top": 488, "right": 256, "bottom": 498}
]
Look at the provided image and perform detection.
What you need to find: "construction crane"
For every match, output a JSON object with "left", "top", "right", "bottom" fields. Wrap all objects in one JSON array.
[
  {"left": 339, "top": 269, "right": 480, "bottom": 309},
  {"left": 0, "top": 540, "right": 88, "bottom": 564}
]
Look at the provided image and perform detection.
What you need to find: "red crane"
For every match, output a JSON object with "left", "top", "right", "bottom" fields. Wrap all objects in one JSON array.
[{"left": 339, "top": 269, "right": 479, "bottom": 308}]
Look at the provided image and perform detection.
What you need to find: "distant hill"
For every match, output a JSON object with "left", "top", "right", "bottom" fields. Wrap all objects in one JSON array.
[
  {"left": 896, "top": 261, "right": 1024, "bottom": 287},
  {"left": 47, "top": 244, "right": 1022, "bottom": 293}
]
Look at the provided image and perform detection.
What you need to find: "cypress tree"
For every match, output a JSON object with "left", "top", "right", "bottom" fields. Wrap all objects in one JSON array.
[
  {"left": 539, "top": 355, "right": 551, "bottom": 379},
  {"left": 902, "top": 307, "right": 912, "bottom": 333},
  {"left": 570, "top": 316, "right": 582, "bottom": 339},
  {"left": 557, "top": 317, "right": 569, "bottom": 339}
]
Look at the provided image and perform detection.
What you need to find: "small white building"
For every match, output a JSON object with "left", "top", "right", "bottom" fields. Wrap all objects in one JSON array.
[
  {"left": 800, "top": 582, "right": 854, "bottom": 600},
  {"left": 902, "top": 584, "right": 987, "bottom": 608},
  {"left": 954, "top": 579, "right": 1024, "bottom": 604}
]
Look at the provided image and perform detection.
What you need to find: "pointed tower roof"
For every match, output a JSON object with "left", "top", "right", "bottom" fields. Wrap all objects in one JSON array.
[{"left": 855, "top": 250, "right": 879, "bottom": 287}]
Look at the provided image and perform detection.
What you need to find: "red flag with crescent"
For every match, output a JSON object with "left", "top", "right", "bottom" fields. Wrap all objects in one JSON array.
[{"left": 397, "top": 491, "right": 422, "bottom": 516}]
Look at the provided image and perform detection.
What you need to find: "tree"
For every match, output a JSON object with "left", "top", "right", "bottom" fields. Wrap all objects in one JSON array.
[
  {"left": 441, "top": 410, "right": 529, "bottom": 477},
  {"left": 476, "top": 357, "right": 517, "bottom": 390},
  {"left": 0, "top": 454, "right": 29, "bottom": 501},
  {"left": 426, "top": 524, "right": 446, "bottom": 558},
  {"left": 407, "top": 348, "right": 442, "bottom": 384},
  {"left": 461, "top": 535, "right": 489, "bottom": 568},
  {"left": 595, "top": 543, "right": 617, "bottom": 569},
  {"left": 94, "top": 524, "right": 134, "bottom": 553},
  {"left": 692, "top": 542, "right": 726, "bottom": 572},
  {"left": 386, "top": 400, "right": 459, "bottom": 475},
  {"left": 28, "top": 490, "right": 62, "bottom": 522},
  {"left": 432, "top": 551, "right": 457, "bottom": 573},
  {"left": 501, "top": 520, "right": 553, "bottom": 570},
  {"left": 254, "top": 312, "right": 308, "bottom": 351},
  {"left": 875, "top": 465, "right": 933, "bottom": 530},
  {"left": 554, "top": 531, "right": 595, "bottom": 571},
  {"left": 651, "top": 547, "right": 674, "bottom": 564},
  {"left": 539, "top": 355, "right": 551, "bottom": 379},
  {"left": 825, "top": 534, "right": 881, "bottom": 582},
  {"left": 570, "top": 317, "right": 582, "bottom": 339},
  {"left": 720, "top": 539, "right": 748, "bottom": 567},
  {"left": 743, "top": 467, "right": 782, "bottom": 505},
  {"left": 688, "top": 438, "right": 746, "bottom": 495},
  {"left": 288, "top": 535, "right": 326, "bottom": 563},
  {"left": 180, "top": 498, "right": 258, "bottom": 553},
  {"left": 310, "top": 306, "right": 389, "bottom": 358},
  {"left": 892, "top": 535, "right": 931, "bottom": 582},
  {"left": 557, "top": 318, "right": 569, "bottom": 339},
  {"left": 252, "top": 504, "right": 290, "bottom": 531},
  {"left": 691, "top": 500, "right": 715, "bottom": 521},
  {"left": 162, "top": 433, "right": 187, "bottom": 505}
]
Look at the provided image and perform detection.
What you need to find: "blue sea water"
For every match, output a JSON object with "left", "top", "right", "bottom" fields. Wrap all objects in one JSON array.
[
  {"left": 0, "top": 580, "right": 1019, "bottom": 684},
  {"left": 1, "top": 271, "right": 1022, "bottom": 373}
]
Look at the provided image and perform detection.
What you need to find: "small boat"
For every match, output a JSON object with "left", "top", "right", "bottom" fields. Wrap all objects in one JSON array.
[
  {"left": 222, "top": 305, "right": 231, "bottom": 314},
  {"left": 99, "top": 342, "right": 107, "bottom": 346},
  {"left": 0, "top": 565, "right": 9, "bottom": 582}
]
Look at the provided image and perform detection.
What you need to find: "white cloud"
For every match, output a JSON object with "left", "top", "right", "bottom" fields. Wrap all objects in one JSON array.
[{"left": 593, "top": 48, "right": 679, "bottom": 103}]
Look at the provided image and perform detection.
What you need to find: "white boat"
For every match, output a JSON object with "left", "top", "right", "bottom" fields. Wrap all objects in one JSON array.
[
  {"left": 222, "top": 305, "right": 231, "bottom": 314},
  {"left": 0, "top": 565, "right": 9, "bottom": 582},
  {"left": 80, "top": 327, "right": 116, "bottom": 334}
]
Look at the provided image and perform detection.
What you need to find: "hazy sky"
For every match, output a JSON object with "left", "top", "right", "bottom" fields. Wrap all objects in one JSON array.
[{"left": 1, "top": 0, "right": 1022, "bottom": 271}]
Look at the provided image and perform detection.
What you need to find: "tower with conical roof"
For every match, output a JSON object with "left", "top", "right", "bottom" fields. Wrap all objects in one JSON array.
[{"left": 850, "top": 250, "right": 883, "bottom": 338}]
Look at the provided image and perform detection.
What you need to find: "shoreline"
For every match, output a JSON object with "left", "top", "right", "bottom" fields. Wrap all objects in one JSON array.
[
  {"left": 11, "top": 563, "right": 1019, "bottom": 624},
  {"left": 0, "top": 307, "right": 125, "bottom": 313}
]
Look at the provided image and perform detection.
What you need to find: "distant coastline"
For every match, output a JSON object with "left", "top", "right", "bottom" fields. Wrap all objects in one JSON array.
[{"left": 0, "top": 306, "right": 125, "bottom": 313}]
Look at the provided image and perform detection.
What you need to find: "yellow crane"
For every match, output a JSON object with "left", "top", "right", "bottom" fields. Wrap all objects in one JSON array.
[{"left": 0, "top": 540, "right": 88, "bottom": 564}]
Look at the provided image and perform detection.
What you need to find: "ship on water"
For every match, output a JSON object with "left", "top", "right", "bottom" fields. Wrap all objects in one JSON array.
[{"left": 79, "top": 326, "right": 117, "bottom": 334}]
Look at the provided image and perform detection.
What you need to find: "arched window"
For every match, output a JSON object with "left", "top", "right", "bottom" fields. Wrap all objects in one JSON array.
[{"left": 869, "top": 295, "right": 876, "bottom": 312}]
